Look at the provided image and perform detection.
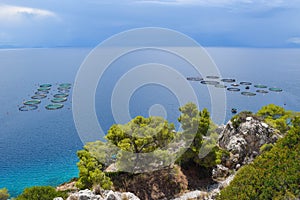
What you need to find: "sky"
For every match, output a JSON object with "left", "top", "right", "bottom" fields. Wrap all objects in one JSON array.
[{"left": 0, "top": 0, "right": 300, "bottom": 48}]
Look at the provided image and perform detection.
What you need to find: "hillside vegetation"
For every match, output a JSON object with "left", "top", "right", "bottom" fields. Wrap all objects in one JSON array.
[{"left": 218, "top": 116, "right": 300, "bottom": 200}]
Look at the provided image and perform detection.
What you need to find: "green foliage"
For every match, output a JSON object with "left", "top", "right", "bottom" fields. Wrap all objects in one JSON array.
[
  {"left": 218, "top": 116, "right": 300, "bottom": 200},
  {"left": 0, "top": 188, "right": 10, "bottom": 200},
  {"left": 15, "top": 186, "right": 67, "bottom": 200},
  {"left": 106, "top": 116, "right": 175, "bottom": 153},
  {"left": 177, "top": 103, "right": 221, "bottom": 167},
  {"left": 76, "top": 148, "right": 112, "bottom": 190},
  {"left": 257, "top": 104, "right": 292, "bottom": 133},
  {"left": 259, "top": 143, "right": 273, "bottom": 153},
  {"left": 84, "top": 140, "right": 119, "bottom": 169},
  {"left": 106, "top": 116, "right": 176, "bottom": 172}
]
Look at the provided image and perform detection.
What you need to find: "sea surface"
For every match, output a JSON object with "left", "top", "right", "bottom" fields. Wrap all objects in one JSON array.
[{"left": 0, "top": 47, "right": 300, "bottom": 197}]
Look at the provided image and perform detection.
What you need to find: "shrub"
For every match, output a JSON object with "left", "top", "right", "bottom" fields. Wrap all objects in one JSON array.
[
  {"left": 0, "top": 188, "right": 10, "bottom": 200},
  {"left": 76, "top": 149, "right": 112, "bottom": 190},
  {"left": 15, "top": 186, "right": 68, "bottom": 200}
]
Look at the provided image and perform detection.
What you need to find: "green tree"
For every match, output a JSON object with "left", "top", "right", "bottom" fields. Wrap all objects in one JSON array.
[
  {"left": 0, "top": 188, "right": 10, "bottom": 200},
  {"left": 257, "top": 104, "right": 292, "bottom": 133},
  {"left": 106, "top": 116, "right": 176, "bottom": 172},
  {"left": 177, "top": 103, "right": 218, "bottom": 166},
  {"left": 106, "top": 116, "right": 175, "bottom": 153},
  {"left": 76, "top": 148, "right": 112, "bottom": 190},
  {"left": 15, "top": 186, "right": 67, "bottom": 200}
]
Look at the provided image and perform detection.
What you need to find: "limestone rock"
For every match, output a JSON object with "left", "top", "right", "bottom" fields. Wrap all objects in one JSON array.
[
  {"left": 218, "top": 116, "right": 278, "bottom": 168},
  {"left": 66, "top": 189, "right": 140, "bottom": 200},
  {"left": 53, "top": 198, "right": 64, "bottom": 200},
  {"left": 171, "top": 190, "right": 208, "bottom": 200},
  {"left": 212, "top": 165, "right": 229, "bottom": 181}
]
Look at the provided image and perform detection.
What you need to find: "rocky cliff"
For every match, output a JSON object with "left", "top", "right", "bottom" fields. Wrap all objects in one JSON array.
[{"left": 58, "top": 115, "right": 281, "bottom": 200}]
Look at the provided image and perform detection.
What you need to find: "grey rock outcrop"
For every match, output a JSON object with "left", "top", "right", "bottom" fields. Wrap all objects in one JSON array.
[
  {"left": 171, "top": 190, "right": 208, "bottom": 200},
  {"left": 66, "top": 189, "right": 140, "bottom": 200},
  {"left": 53, "top": 198, "right": 64, "bottom": 200},
  {"left": 212, "top": 164, "right": 229, "bottom": 181},
  {"left": 218, "top": 116, "right": 279, "bottom": 169}
]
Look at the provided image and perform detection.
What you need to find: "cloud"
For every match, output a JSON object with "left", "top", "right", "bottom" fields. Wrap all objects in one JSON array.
[
  {"left": 0, "top": 4, "right": 58, "bottom": 23},
  {"left": 135, "top": 0, "right": 295, "bottom": 7},
  {"left": 287, "top": 37, "right": 300, "bottom": 45}
]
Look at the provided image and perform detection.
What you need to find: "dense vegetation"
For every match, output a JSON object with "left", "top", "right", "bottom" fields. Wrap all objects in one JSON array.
[
  {"left": 75, "top": 103, "right": 228, "bottom": 194},
  {"left": 218, "top": 116, "right": 300, "bottom": 200},
  {"left": 257, "top": 104, "right": 293, "bottom": 133},
  {"left": 0, "top": 188, "right": 10, "bottom": 200},
  {"left": 15, "top": 186, "right": 68, "bottom": 200},
  {"left": 76, "top": 147, "right": 113, "bottom": 190}
]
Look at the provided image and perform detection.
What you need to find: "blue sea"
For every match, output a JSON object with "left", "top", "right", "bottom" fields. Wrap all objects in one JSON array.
[{"left": 0, "top": 47, "right": 300, "bottom": 197}]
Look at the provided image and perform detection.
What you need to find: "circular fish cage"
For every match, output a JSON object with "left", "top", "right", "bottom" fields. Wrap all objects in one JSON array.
[
  {"left": 45, "top": 103, "right": 64, "bottom": 110},
  {"left": 31, "top": 94, "right": 47, "bottom": 99},
  {"left": 221, "top": 78, "right": 236, "bottom": 83},
  {"left": 206, "top": 75, "right": 219, "bottom": 79},
  {"left": 187, "top": 77, "right": 203, "bottom": 81},
  {"left": 37, "top": 87, "right": 51, "bottom": 91},
  {"left": 40, "top": 84, "right": 52, "bottom": 88},
  {"left": 35, "top": 91, "right": 49, "bottom": 95},
  {"left": 59, "top": 83, "right": 71, "bottom": 87},
  {"left": 19, "top": 105, "right": 38, "bottom": 111},
  {"left": 58, "top": 86, "right": 71, "bottom": 91},
  {"left": 227, "top": 88, "right": 241, "bottom": 92},
  {"left": 54, "top": 93, "right": 68, "bottom": 98},
  {"left": 231, "top": 83, "right": 240, "bottom": 87},
  {"left": 254, "top": 84, "right": 268, "bottom": 88},
  {"left": 57, "top": 89, "right": 70, "bottom": 94},
  {"left": 269, "top": 87, "right": 283, "bottom": 92},
  {"left": 256, "top": 90, "right": 269, "bottom": 94},
  {"left": 23, "top": 99, "right": 41, "bottom": 105},
  {"left": 215, "top": 84, "right": 227, "bottom": 88},
  {"left": 58, "top": 83, "right": 72, "bottom": 89},
  {"left": 51, "top": 97, "right": 67, "bottom": 103},
  {"left": 240, "top": 82, "right": 252, "bottom": 86},
  {"left": 241, "top": 92, "right": 256, "bottom": 96},
  {"left": 200, "top": 80, "right": 220, "bottom": 85}
]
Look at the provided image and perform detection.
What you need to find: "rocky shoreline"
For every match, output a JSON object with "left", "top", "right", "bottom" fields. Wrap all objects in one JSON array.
[{"left": 54, "top": 115, "right": 279, "bottom": 200}]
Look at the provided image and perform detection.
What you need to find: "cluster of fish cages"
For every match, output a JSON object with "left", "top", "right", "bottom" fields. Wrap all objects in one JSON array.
[
  {"left": 186, "top": 75, "right": 283, "bottom": 114},
  {"left": 186, "top": 75, "right": 283, "bottom": 97},
  {"left": 18, "top": 83, "right": 72, "bottom": 111}
]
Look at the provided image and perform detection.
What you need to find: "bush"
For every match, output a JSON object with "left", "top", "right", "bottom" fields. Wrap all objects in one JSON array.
[
  {"left": 0, "top": 188, "right": 10, "bottom": 200},
  {"left": 76, "top": 149, "right": 112, "bottom": 190},
  {"left": 257, "top": 104, "right": 293, "bottom": 134},
  {"left": 16, "top": 186, "right": 68, "bottom": 200}
]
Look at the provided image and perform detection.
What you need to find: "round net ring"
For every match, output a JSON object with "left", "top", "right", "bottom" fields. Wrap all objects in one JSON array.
[
  {"left": 45, "top": 103, "right": 64, "bottom": 110},
  {"left": 19, "top": 105, "right": 38, "bottom": 111},
  {"left": 227, "top": 87, "right": 241, "bottom": 92},
  {"left": 221, "top": 78, "right": 236, "bottom": 83},
  {"left": 51, "top": 97, "right": 67, "bottom": 103},
  {"left": 241, "top": 91, "right": 256, "bottom": 96},
  {"left": 23, "top": 99, "right": 41, "bottom": 105},
  {"left": 200, "top": 80, "right": 220, "bottom": 85},
  {"left": 31, "top": 94, "right": 47, "bottom": 99}
]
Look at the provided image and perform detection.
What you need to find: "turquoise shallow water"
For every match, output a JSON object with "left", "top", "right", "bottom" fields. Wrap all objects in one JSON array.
[{"left": 0, "top": 48, "right": 300, "bottom": 197}]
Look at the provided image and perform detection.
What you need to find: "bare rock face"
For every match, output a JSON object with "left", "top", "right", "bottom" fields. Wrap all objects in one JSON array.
[
  {"left": 212, "top": 165, "right": 229, "bottom": 181},
  {"left": 218, "top": 116, "right": 279, "bottom": 169},
  {"left": 65, "top": 189, "right": 140, "bottom": 200}
]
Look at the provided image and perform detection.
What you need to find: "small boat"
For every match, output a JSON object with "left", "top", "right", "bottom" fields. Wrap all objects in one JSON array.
[{"left": 231, "top": 108, "right": 237, "bottom": 114}]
